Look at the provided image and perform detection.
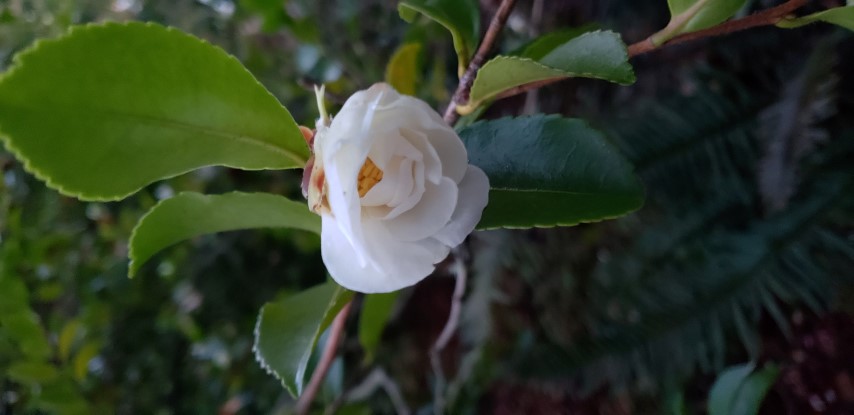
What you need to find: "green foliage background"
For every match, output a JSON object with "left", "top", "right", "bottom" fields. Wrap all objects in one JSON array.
[{"left": 0, "top": 0, "right": 852, "bottom": 414}]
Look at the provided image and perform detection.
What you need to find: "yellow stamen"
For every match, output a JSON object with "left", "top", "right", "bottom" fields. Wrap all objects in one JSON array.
[{"left": 357, "top": 158, "right": 384, "bottom": 197}]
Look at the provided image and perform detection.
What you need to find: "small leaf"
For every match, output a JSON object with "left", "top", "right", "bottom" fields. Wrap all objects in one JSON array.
[
  {"left": 398, "top": 0, "right": 479, "bottom": 76},
  {"left": 57, "top": 319, "right": 81, "bottom": 363},
  {"left": 385, "top": 43, "right": 422, "bottom": 96},
  {"left": 72, "top": 342, "right": 100, "bottom": 382},
  {"left": 0, "top": 22, "right": 309, "bottom": 201},
  {"left": 777, "top": 6, "right": 854, "bottom": 31},
  {"left": 466, "top": 31, "right": 635, "bottom": 110},
  {"left": 0, "top": 311, "right": 51, "bottom": 360},
  {"left": 709, "top": 363, "right": 780, "bottom": 415},
  {"left": 254, "top": 281, "right": 353, "bottom": 396},
  {"left": 7, "top": 361, "right": 59, "bottom": 384},
  {"left": 459, "top": 115, "right": 644, "bottom": 229},
  {"left": 358, "top": 292, "right": 400, "bottom": 362},
  {"left": 666, "top": 0, "right": 748, "bottom": 36},
  {"left": 129, "top": 192, "right": 320, "bottom": 277}
]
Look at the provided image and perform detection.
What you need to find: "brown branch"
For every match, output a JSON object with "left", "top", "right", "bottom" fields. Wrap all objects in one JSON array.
[
  {"left": 295, "top": 301, "right": 353, "bottom": 415},
  {"left": 492, "top": 0, "right": 811, "bottom": 102},
  {"left": 429, "top": 248, "right": 468, "bottom": 415},
  {"left": 629, "top": 0, "right": 810, "bottom": 56},
  {"left": 443, "top": 0, "right": 520, "bottom": 125}
]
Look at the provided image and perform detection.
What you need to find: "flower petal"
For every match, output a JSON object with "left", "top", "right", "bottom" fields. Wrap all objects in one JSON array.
[
  {"left": 433, "top": 166, "right": 490, "bottom": 247},
  {"left": 385, "top": 177, "right": 458, "bottom": 242},
  {"left": 322, "top": 216, "right": 448, "bottom": 293}
]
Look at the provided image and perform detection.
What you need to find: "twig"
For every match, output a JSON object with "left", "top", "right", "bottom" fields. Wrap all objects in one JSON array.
[
  {"left": 430, "top": 248, "right": 468, "bottom": 415},
  {"left": 295, "top": 301, "right": 353, "bottom": 415},
  {"left": 443, "top": 0, "right": 520, "bottom": 125},
  {"left": 325, "top": 367, "right": 411, "bottom": 415},
  {"left": 491, "top": 0, "right": 811, "bottom": 101},
  {"left": 628, "top": 0, "right": 810, "bottom": 56}
]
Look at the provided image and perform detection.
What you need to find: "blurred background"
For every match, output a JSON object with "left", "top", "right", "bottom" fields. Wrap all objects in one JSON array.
[{"left": 0, "top": 0, "right": 852, "bottom": 413}]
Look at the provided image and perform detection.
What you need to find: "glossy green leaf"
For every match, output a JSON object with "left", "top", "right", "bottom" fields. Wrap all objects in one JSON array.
[
  {"left": 465, "top": 31, "right": 635, "bottom": 111},
  {"left": 459, "top": 115, "right": 644, "bottom": 229},
  {"left": 777, "top": 6, "right": 854, "bottom": 31},
  {"left": 0, "top": 22, "right": 309, "bottom": 201},
  {"left": 398, "top": 0, "right": 479, "bottom": 76},
  {"left": 254, "top": 281, "right": 353, "bottom": 396},
  {"left": 666, "top": 0, "right": 748, "bottom": 36},
  {"left": 385, "top": 43, "right": 422, "bottom": 96},
  {"left": 129, "top": 192, "right": 320, "bottom": 277},
  {"left": 709, "top": 363, "right": 780, "bottom": 415},
  {"left": 358, "top": 292, "right": 399, "bottom": 362},
  {"left": 517, "top": 25, "right": 596, "bottom": 60}
]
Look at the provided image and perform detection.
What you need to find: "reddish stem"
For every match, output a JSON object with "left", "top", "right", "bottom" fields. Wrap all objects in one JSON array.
[{"left": 295, "top": 301, "right": 353, "bottom": 415}]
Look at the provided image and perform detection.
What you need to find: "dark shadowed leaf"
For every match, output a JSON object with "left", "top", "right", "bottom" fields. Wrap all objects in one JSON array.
[{"left": 459, "top": 115, "right": 644, "bottom": 229}]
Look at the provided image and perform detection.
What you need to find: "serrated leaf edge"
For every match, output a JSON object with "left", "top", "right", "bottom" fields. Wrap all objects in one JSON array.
[
  {"left": 468, "top": 30, "right": 636, "bottom": 108},
  {"left": 251, "top": 283, "right": 352, "bottom": 397},
  {"left": 127, "top": 191, "right": 320, "bottom": 278},
  {"left": 464, "top": 114, "right": 646, "bottom": 230},
  {"left": 0, "top": 21, "right": 308, "bottom": 202}
]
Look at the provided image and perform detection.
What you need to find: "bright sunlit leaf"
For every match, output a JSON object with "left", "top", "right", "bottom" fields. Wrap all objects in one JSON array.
[{"left": 0, "top": 22, "right": 309, "bottom": 201}]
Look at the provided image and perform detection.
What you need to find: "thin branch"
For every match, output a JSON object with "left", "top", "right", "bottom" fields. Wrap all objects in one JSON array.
[
  {"left": 296, "top": 301, "right": 353, "bottom": 415},
  {"left": 443, "top": 0, "right": 520, "bottom": 125},
  {"left": 492, "top": 0, "right": 811, "bottom": 101},
  {"left": 325, "top": 367, "right": 411, "bottom": 415},
  {"left": 628, "top": 0, "right": 810, "bottom": 56},
  {"left": 430, "top": 248, "right": 468, "bottom": 415}
]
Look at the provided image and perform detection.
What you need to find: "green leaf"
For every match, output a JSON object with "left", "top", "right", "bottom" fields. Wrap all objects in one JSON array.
[
  {"left": 777, "top": 6, "right": 854, "bottom": 31},
  {"left": 459, "top": 115, "right": 644, "bottom": 229},
  {"left": 516, "top": 25, "right": 597, "bottom": 60},
  {"left": 0, "top": 274, "right": 29, "bottom": 314},
  {"left": 72, "top": 342, "right": 100, "bottom": 382},
  {"left": 385, "top": 43, "right": 422, "bottom": 96},
  {"left": 34, "top": 378, "right": 90, "bottom": 415},
  {"left": 254, "top": 281, "right": 353, "bottom": 396},
  {"left": 398, "top": 0, "right": 479, "bottom": 76},
  {"left": 7, "top": 361, "right": 59, "bottom": 384},
  {"left": 0, "top": 22, "right": 309, "bottom": 201},
  {"left": 358, "top": 292, "right": 399, "bottom": 362},
  {"left": 666, "top": 0, "right": 748, "bottom": 35},
  {"left": 0, "top": 311, "right": 51, "bottom": 360},
  {"left": 129, "top": 192, "right": 320, "bottom": 277},
  {"left": 709, "top": 363, "right": 780, "bottom": 415},
  {"left": 465, "top": 31, "right": 635, "bottom": 111},
  {"left": 57, "top": 319, "right": 81, "bottom": 363}
]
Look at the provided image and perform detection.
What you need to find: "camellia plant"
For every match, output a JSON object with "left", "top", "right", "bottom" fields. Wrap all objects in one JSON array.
[{"left": 0, "top": 0, "right": 851, "bottom": 412}]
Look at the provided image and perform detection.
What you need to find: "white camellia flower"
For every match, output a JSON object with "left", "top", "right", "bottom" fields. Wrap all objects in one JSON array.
[{"left": 305, "top": 83, "right": 489, "bottom": 293}]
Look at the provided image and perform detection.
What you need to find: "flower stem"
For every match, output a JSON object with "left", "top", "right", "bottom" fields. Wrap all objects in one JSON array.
[
  {"left": 295, "top": 301, "right": 353, "bottom": 415},
  {"left": 430, "top": 248, "right": 468, "bottom": 414}
]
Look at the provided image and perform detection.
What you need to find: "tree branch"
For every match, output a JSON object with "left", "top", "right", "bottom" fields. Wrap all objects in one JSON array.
[
  {"left": 295, "top": 301, "right": 353, "bottom": 415},
  {"left": 430, "top": 247, "right": 468, "bottom": 415},
  {"left": 443, "top": 0, "right": 519, "bottom": 125},
  {"left": 490, "top": 0, "right": 811, "bottom": 102}
]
